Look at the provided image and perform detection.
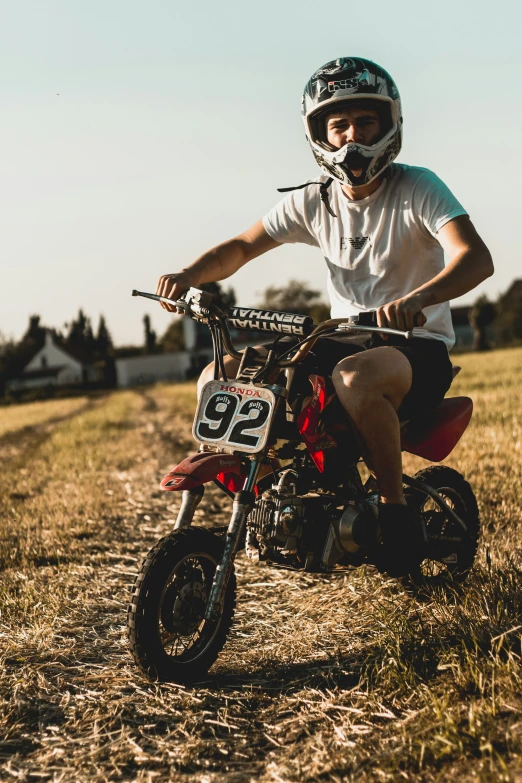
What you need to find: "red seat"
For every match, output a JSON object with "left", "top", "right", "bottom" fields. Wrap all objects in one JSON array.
[{"left": 401, "top": 396, "right": 473, "bottom": 462}]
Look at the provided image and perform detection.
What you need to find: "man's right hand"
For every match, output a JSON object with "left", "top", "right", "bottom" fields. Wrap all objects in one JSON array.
[{"left": 156, "top": 271, "right": 198, "bottom": 313}]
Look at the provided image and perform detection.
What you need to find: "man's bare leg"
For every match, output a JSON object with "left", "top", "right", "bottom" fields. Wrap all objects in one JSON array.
[{"left": 332, "top": 347, "right": 412, "bottom": 504}]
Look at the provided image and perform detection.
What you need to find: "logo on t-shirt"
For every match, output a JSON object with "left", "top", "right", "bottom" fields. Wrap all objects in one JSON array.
[{"left": 340, "top": 236, "right": 370, "bottom": 250}]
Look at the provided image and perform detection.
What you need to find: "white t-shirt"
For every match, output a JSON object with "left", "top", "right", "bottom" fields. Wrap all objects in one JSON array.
[{"left": 262, "top": 163, "right": 468, "bottom": 349}]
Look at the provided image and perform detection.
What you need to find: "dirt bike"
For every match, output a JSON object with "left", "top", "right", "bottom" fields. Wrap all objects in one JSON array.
[{"left": 127, "top": 287, "right": 479, "bottom": 682}]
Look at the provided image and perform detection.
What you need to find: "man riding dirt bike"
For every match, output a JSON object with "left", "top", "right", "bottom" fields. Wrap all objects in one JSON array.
[
  {"left": 155, "top": 57, "right": 493, "bottom": 576},
  {"left": 127, "top": 57, "right": 493, "bottom": 683}
]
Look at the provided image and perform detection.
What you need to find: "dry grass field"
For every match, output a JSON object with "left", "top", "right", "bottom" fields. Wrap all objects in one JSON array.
[{"left": 1, "top": 347, "right": 522, "bottom": 782}]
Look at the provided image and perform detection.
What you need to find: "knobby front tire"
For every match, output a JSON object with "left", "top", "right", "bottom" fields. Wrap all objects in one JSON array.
[{"left": 128, "top": 527, "right": 236, "bottom": 683}]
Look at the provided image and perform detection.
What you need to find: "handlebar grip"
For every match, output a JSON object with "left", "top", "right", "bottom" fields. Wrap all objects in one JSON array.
[
  {"left": 351, "top": 310, "right": 424, "bottom": 328},
  {"left": 354, "top": 311, "right": 377, "bottom": 327}
]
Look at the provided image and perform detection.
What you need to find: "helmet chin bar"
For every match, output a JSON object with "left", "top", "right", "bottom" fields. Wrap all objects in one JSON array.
[
  {"left": 336, "top": 146, "right": 374, "bottom": 187},
  {"left": 343, "top": 171, "right": 367, "bottom": 187}
]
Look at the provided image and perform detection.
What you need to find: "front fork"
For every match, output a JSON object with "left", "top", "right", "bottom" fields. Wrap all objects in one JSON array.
[
  {"left": 203, "top": 382, "right": 287, "bottom": 622},
  {"left": 173, "top": 382, "right": 286, "bottom": 623},
  {"left": 174, "top": 484, "right": 204, "bottom": 530},
  {"left": 204, "top": 458, "right": 261, "bottom": 622}
]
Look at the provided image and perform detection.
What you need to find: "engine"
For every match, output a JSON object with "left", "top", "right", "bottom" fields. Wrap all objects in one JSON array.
[
  {"left": 246, "top": 471, "right": 380, "bottom": 571},
  {"left": 246, "top": 472, "right": 339, "bottom": 569}
]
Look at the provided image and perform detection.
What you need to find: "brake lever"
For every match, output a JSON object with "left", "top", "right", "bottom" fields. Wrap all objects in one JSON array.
[
  {"left": 336, "top": 323, "right": 415, "bottom": 339},
  {"left": 131, "top": 289, "right": 189, "bottom": 311}
]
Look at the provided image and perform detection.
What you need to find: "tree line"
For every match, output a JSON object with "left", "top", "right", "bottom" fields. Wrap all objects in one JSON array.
[
  {"left": 469, "top": 281, "right": 522, "bottom": 351},
  {"left": 2, "top": 278, "right": 520, "bottom": 395}
]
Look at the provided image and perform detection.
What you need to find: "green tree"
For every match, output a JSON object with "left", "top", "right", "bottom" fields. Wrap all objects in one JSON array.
[
  {"left": 143, "top": 314, "right": 157, "bottom": 354},
  {"left": 65, "top": 309, "right": 96, "bottom": 357},
  {"left": 494, "top": 282, "right": 522, "bottom": 344},
  {"left": 161, "top": 318, "right": 184, "bottom": 352},
  {"left": 95, "top": 316, "right": 113, "bottom": 358},
  {"left": 200, "top": 281, "right": 236, "bottom": 311},
  {"left": 23, "top": 315, "right": 47, "bottom": 346},
  {"left": 7, "top": 315, "right": 49, "bottom": 374},
  {"left": 469, "top": 295, "right": 496, "bottom": 352}
]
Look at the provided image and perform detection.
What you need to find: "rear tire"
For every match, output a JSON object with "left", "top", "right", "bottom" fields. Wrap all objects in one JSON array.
[
  {"left": 403, "top": 466, "right": 480, "bottom": 589},
  {"left": 128, "top": 528, "right": 236, "bottom": 683}
]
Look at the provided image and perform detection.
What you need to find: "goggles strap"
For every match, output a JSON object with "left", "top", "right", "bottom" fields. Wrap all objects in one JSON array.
[{"left": 277, "top": 177, "right": 337, "bottom": 218}]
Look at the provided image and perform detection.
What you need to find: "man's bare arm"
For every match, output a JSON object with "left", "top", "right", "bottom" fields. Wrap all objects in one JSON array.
[
  {"left": 377, "top": 215, "right": 494, "bottom": 331},
  {"left": 156, "top": 220, "right": 281, "bottom": 312}
]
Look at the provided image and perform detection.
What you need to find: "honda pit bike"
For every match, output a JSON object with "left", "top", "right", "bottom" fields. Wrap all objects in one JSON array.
[{"left": 127, "top": 287, "right": 479, "bottom": 682}]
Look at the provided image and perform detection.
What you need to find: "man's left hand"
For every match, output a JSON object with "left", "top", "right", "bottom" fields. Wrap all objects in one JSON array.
[{"left": 376, "top": 295, "right": 427, "bottom": 332}]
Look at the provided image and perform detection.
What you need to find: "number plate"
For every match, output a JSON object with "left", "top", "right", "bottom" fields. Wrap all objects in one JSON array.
[{"left": 193, "top": 381, "right": 276, "bottom": 453}]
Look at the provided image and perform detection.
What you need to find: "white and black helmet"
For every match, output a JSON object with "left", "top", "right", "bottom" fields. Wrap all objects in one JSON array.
[{"left": 302, "top": 57, "right": 403, "bottom": 187}]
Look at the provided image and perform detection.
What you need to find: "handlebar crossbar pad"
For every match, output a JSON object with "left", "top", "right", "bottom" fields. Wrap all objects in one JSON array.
[{"left": 228, "top": 308, "right": 314, "bottom": 337}]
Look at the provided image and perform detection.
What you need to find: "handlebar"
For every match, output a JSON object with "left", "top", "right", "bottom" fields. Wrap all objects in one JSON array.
[{"left": 131, "top": 288, "right": 419, "bottom": 367}]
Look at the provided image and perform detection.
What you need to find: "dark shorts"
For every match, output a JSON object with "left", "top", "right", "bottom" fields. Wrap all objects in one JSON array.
[{"left": 266, "top": 332, "right": 453, "bottom": 421}]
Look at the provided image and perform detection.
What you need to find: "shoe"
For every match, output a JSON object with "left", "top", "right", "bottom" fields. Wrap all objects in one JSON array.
[{"left": 378, "top": 503, "right": 425, "bottom": 578}]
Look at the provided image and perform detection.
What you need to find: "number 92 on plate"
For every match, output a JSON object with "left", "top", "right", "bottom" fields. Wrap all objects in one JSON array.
[{"left": 193, "top": 381, "right": 276, "bottom": 453}]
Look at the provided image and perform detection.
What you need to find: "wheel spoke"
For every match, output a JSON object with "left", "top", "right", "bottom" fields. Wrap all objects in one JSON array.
[{"left": 154, "top": 550, "right": 220, "bottom": 662}]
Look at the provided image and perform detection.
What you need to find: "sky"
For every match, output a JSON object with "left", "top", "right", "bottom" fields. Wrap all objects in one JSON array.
[{"left": 1, "top": 0, "right": 521, "bottom": 345}]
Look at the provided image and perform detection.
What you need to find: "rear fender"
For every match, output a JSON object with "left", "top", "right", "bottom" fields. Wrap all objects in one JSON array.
[
  {"left": 161, "top": 452, "right": 243, "bottom": 491},
  {"left": 401, "top": 397, "right": 473, "bottom": 462}
]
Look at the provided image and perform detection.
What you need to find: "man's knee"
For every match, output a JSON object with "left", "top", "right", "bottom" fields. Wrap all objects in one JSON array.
[
  {"left": 332, "top": 354, "right": 373, "bottom": 394},
  {"left": 332, "top": 348, "right": 412, "bottom": 409}
]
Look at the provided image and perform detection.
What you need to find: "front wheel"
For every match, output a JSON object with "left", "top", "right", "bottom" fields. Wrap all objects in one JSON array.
[
  {"left": 128, "top": 528, "right": 236, "bottom": 682},
  {"left": 404, "top": 466, "right": 480, "bottom": 589}
]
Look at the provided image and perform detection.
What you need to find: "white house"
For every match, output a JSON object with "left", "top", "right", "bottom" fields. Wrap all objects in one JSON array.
[
  {"left": 115, "top": 317, "right": 221, "bottom": 388},
  {"left": 6, "top": 332, "right": 96, "bottom": 392},
  {"left": 115, "top": 348, "right": 213, "bottom": 388}
]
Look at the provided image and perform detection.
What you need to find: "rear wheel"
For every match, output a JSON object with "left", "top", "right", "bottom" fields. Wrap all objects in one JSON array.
[
  {"left": 128, "top": 528, "right": 236, "bottom": 682},
  {"left": 404, "top": 466, "right": 480, "bottom": 589}
]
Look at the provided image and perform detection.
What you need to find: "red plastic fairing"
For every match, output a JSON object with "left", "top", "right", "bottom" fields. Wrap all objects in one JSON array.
[
  {"left": 216, "top": 472, "right": 245, "bottom": 493},
  {"left": 161, "top": 452, "right": 243, "bottom": 491},
  {"left": 401, "top": 396, "right": 473, "bottom": 462},
  {"left": 297, "top": 375, "right": 337, "bottom": 473}
]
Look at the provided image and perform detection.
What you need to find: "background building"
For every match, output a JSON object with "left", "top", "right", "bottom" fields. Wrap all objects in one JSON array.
[{"left": 6, "top": 332, "right": 97, "bottom": 393}]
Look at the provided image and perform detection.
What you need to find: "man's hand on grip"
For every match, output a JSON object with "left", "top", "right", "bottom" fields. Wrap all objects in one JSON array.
[
  {"left": 376, "top": 294, "right": 427, "bottom": 333},
  {"left": 156, "top": 271, "right": 197, "bottom": 313}
]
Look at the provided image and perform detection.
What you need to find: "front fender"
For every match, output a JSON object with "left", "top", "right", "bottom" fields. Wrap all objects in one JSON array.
[{"left": 161, "top": 452, "right": 243, "bottom": 491}]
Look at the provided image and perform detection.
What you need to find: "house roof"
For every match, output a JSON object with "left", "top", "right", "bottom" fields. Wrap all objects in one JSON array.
[{"left": 24, "top": 331, "right": 91, "bottom": 371}]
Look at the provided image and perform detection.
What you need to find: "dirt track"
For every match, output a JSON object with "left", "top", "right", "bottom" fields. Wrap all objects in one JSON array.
[{"left": 1, "top": 354, "right": 522, "bottom": 781}]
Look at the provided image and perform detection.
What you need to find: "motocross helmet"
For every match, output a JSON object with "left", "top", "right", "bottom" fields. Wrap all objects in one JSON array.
[{"left": 302, "top": 57, "right": 403, "bottom": 187}]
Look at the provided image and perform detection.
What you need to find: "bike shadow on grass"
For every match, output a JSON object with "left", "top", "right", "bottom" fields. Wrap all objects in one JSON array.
[
  {"left": 191, "top": 635, "right": 441, "bottom": 696},
  {"left": 208, "top": 658, "right": 363, "bottom": 694}
]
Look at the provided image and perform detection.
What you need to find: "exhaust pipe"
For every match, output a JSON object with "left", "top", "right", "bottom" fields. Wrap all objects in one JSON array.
[{"left": 322, "top": 503, "right": 379, "bottom": 568}]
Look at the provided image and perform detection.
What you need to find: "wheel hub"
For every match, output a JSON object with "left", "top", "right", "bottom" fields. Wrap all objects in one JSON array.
[{"left": 161, "top": 576, "right": 207, "bottom": 636}]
